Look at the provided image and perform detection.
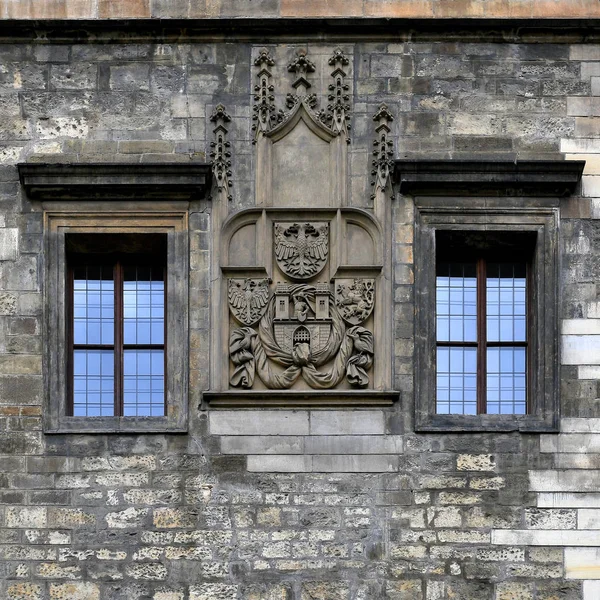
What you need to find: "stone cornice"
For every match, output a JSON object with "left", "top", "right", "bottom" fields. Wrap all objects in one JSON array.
[
  {"left": 394, "top": 159, "right": 586, "bottom": 197},
  {"left": 2, "top": 18, "right": 600, "bottom": 43},
  {"left": 18, "top": 162, "right": 212, "bottom": 201}
]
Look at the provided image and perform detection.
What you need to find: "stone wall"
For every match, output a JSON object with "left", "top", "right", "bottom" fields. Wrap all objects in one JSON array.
[{"left": 0, "top": 27, "right": 599, "bottom": 600}]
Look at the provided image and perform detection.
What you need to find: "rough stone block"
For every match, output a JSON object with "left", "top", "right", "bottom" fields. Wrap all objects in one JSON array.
[
  {"left": 189, "top": 583, "right": 238, "bottom": 600},
  {"left": 456, "top": 454, "right": 495, "bottom": 471},
  {"left": 6, "top": 583, "right": 43, "bottom": 600},
  {"left": 5, "top": 507, "right": 47, "bottom": 528},
  {"left": 49, "top": 582, "right": 100, "bottom": 600},
  {"left": 105, "top": 507, "right": 149, "bottom": 529},
  {"left": 524, "top": 508, "right": 577, "bottom": 530}
]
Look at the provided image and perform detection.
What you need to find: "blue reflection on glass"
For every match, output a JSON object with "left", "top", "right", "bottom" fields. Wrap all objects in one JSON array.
[
  {"left": 123, "top": 349, "right": 165, "bottom": 417},
  {"left": 436, "top": 346, "right": 477, "bottom": 415},
  {"left": 487, "top": 262, "right": 526, "bottom": 343},
  {"left": 72, "top": 349, "right": 114, "bottom": 417},
  {"left": 486, "top": 346, "right": 526, "bottom": 414}
]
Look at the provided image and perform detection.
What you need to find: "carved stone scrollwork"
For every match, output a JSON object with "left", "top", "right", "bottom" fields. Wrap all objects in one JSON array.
[
  {"left": 274, "top": 222, "right": 329, "bottom": 280},
  {"left": 371, "top": 102, "right": 395, "bottom": 200},
  {"left": 210, "top": 104, "right": 232, "bottom": 202}
]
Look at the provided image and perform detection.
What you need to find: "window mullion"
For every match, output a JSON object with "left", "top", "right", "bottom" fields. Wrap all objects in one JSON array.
[
  {"left": 114, "top": 261, "right": 124, "bottom": 417},
  {"left": 477, "top": 257, "right": 487, "bottom": 415}
]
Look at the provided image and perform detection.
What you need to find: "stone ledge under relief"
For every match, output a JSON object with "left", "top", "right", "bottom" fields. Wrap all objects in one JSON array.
[{"left": 203, "top": 390, "right": 398, "bottom": 408}]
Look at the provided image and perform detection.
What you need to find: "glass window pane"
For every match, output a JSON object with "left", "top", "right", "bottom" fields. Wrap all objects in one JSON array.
[
  {"left": 436, "top": 347, "right": 477, "bottom": 414},
  {"left": 73, "top": 265, "right": 114, "bottom": 345},
  {"left": 486, "top": 262, "right": 527, "bottom": 342},
  {"left": 436, "top": 261, "right": 477, "bottom": 342},
  {"left": 72, "top": 349, "right": 114, "bottom": 417},
  {"left": 123, "top": 350, "right": 165, "bottom": 417},
  {"left": 486, "top": 346, "right": 526, "bottom": 415},
  {"left": 123, "top": 267, "right": 164, "bottom": 346}
]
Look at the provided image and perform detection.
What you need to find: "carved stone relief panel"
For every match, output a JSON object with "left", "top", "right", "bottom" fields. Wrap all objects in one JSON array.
[
  {"left": 207, "top": 49, "right": 396, "bottom": 405},
  {"left": 222, "top": 209, "right": 381, "bottom": 393}
]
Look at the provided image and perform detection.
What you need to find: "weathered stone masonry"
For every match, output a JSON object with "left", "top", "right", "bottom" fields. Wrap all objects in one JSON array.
[{"left": 2, "top": 11, "right": 600, "bottom": 600}]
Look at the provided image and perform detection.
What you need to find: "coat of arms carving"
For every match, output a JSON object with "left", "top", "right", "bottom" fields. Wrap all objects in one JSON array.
[
  {"left": 227, "top": 220, "right": 375, "bottom": 391},
  {"left": 274, "top": 222, "right": 328, "bottom": 280},
  {"left": 335, "top": 278, "right": 375, "bottom": 325},
  {"left": 228, "top": 278, "right": 270, "bottom": 326}
]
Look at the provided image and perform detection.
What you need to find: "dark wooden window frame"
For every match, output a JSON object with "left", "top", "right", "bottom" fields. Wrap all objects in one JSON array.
[
  {"left": 67, "top": 257, "right": 167, "bottom": 418},
  {"left": 415, "top": 203, "right": 560, "bottom": 433},
  {"left": 435, "top": 251, "right": 531, "bottom": 416},
  {"left": 44, "top": 210, "right": 189, "bottom": 434}
]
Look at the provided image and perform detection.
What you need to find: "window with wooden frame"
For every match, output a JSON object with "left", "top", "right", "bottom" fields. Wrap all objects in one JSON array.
[
  {"left": 43, "top": 211, "right": 188, "bottom": 434},
  {"left": 435, "top": 232, "right": 533, "bottom": 416},
  {"left": 414, "top": 205, "right": 560, "bottom": 433},
  {"left": 67, "top": 234, "right": 167, "bottom": 417}
]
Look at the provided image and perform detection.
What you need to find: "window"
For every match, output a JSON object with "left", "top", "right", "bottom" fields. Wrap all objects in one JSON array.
[
  {"left": 68, "top": 235, "right": 166, "bottom": 417},
  {"left": 414, "top": 204, "right": 559, "bottom": 432},
  {"left": 435, "top": 232, "right": 533, "bottom": 416},
  {"left": 44, "top": 211, "right": 188, "bottom": 433}
]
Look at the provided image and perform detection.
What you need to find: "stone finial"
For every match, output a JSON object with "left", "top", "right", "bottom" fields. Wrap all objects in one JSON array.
[
  {"left": 254, "top": 47, "right": 275, "bottom": 68},
  {"left": 210, "top": 103, "right": 231, "bottom": 128},
  {"left": 328, "top": 47, "right": 350, "bottom": 69},
  {"left": 373, "top": 103, "right": 394, "bottom": 131},
  {"left": 287, "top": 49, "right": 316, "bottom": 96}
]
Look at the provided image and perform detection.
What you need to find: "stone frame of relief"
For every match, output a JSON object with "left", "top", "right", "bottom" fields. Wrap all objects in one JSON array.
[{"left": 205, "top": 47, "right": 397, "bottom": 407}]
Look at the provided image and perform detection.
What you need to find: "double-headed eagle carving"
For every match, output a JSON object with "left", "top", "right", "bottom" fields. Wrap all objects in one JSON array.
[{"left": 274, "top": 222, "right": 329, "bottom": 279}]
